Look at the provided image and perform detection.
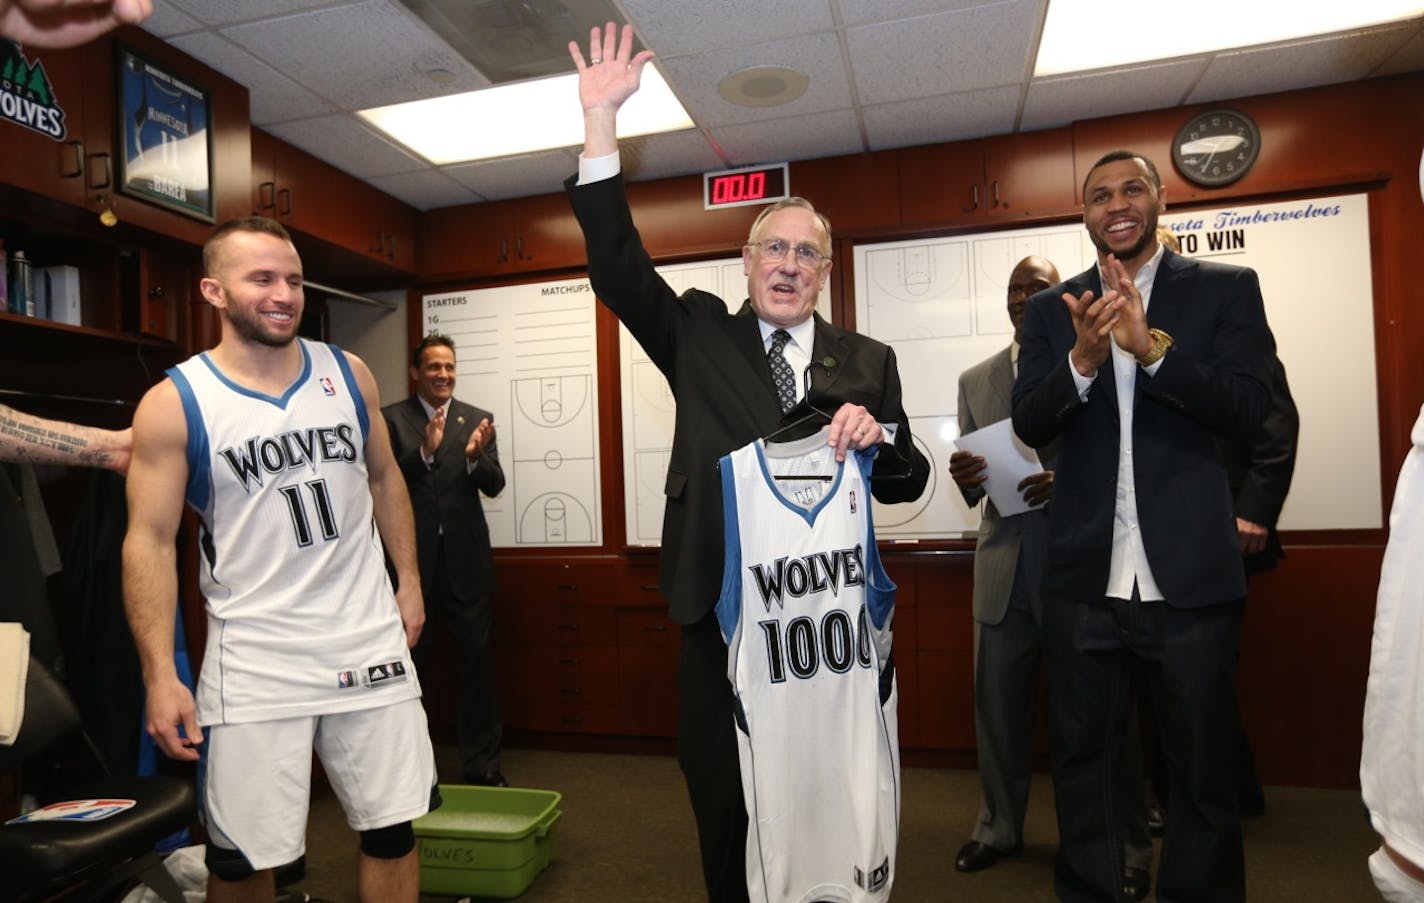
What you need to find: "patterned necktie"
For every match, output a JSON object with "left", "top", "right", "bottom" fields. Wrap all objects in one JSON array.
[{"left": 767, "top": 329, "right": 797, "bottom": 414}]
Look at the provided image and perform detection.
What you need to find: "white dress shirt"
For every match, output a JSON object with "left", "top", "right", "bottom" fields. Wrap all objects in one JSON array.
[{"left": 1068, "top": 244, "right": 1167, "bottom": 601}]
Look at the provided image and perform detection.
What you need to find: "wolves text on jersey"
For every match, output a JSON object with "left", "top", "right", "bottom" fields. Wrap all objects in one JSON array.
[
  {"left": 219, "top": 424, "right": 359, "bottom": 492},
  {"left": 748, "top": 545, "right": 865, "bottom": 612}
]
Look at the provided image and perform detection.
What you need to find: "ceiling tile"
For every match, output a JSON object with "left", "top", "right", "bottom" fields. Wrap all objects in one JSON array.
[
  {"left": 845, "top": 0, "right": 1039, "bottom": 105},
  {"left": 1190, "top": 26, "right": 1418, "bottom": 105},
  {"left": 837, "top": 0, "right": 1010, "bottom": 27},
  {"left": 615, "top": 0, "right": 834, "bottom": 58},
  {"left": 266, "top": 115, "right": 428, "bottom": 178},
  {"left": 863, "top": 84, "right": 1021, "bottom": 149},
  {"left": 707, "top": 109, "right": 865, "bottom": 168},
  {"left": 656, "top": 33, "right": 854, "bottom": 128},
  {"left": 442, "top": 150, "right": 580, "bottom": 200},
  {"left": 159, "top": 0, "right": 352, "bottom": 27},
  {"left": 166, "top": 32, "right": 336, "bottom": 124},
  {"left": 142, "top": 1, "right": 203, "bottom": 36},
  {"left": 1374, "top": 24, "right": 1424, "bottom": 75},
  {"left": 1021, "top": 58, "right": 1208, "bottom": 131},
  {"left": 621, "top": 130, "right": 728, "bottom": 182},
  {"left": 366, "top": 169, "right": 480, "bottom": 210},
  {"left": 218, "top": 0, "right": 489, "bottom": 110}
]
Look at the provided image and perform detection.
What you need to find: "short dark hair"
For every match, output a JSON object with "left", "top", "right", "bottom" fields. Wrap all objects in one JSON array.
[
  {"left": 1082, "top": 150, "right": 1162, "bottom": 197},
  {"left": 412, "top": 333, "right": 456, "bottom": 367},
  {"left": 203, "top": 216, "right": 294, "bottom": 276}
]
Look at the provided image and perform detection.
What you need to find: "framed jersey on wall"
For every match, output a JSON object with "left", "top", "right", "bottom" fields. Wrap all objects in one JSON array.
[{"left": 115, "top": 44, "right": 214, "bottom": 222}]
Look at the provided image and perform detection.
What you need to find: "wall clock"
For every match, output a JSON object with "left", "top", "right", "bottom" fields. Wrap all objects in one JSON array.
[{"left": 1172, "top": 108, "right": 1260, "bottom": 188}]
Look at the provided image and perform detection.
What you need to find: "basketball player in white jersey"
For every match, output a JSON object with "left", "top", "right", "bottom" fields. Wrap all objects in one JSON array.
[
  {"left": 718, "top": 433, "right": 900, "bottom": 903},
  {"left": 123, "top": 217, "right": 434, "bottom": 903}
]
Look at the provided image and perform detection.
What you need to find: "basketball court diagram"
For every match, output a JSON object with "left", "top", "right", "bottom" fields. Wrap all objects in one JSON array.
[
  {"left": 854, "top": 227, "right": 1089, "bottom": 539},
  {"left": 424, "top": 281, "right": 603, "bottom": 548}
]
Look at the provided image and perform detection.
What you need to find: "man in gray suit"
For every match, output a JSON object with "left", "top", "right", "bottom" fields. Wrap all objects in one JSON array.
[{"left": 951, "top": 256, "right": 1152, "bottom": 900}]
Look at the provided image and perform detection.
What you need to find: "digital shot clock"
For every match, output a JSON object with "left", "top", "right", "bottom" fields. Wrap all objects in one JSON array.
[{"left": 703, "top": 163, "right": 789, "bottom": 210}]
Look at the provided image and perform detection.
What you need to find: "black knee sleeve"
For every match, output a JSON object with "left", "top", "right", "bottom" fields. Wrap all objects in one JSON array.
[
  {"left": 205, "top": 842, "right": 257, "bottom": 881},
  {"left": 359, "top": 821, "right": 415, "bottom": 859}
]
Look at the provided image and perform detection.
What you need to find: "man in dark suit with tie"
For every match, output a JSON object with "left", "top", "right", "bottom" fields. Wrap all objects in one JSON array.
[
  {"left": 383, "top": 334, "right": 508, "bottom": 786},
  {"left": 565, "top": 25, "right": 930, "bottom": 903},
  {"left": 1012, "top": 150, "right": 1273, "bottom": 903}
]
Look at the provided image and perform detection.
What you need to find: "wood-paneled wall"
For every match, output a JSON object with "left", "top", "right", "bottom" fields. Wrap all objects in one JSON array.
[{"left": 407, "top": 71, "right": 1424, "bottom": 790}]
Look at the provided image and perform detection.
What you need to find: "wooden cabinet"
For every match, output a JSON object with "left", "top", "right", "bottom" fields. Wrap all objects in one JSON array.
[
  {"left": 614, "top": 562, "right": 677, "bottom": 738},
  {"left": 791, "top": 151, "right": 901, "bottom": 236},
  {"left": 493, "top": 562, "right": 622, "bottom": 735},
  {"left": 418, "top": 192, "right": 586, "bottom": 281},
  {"left": 0, "top": 45, "right": 90, "bottom": 209},
  {"left": 624, "top": 176, "right": 759, "bottom": 260},
  {"left": 252, "top": 129, "right": 416, "bottom": 274},
  {"left": 897, "top": 127, "right": 1076, "bottom": 229},
  {"left": 1073, "top": 83, "right": 1401, "bottom": 207}
]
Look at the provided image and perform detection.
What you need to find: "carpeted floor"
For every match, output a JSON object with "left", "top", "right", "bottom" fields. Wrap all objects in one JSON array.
[{"left": 290, "top": 745, "right": 1381, "bottom": 902}]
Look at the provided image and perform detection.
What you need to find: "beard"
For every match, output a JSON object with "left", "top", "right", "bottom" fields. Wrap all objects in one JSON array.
[
  {"left": 1089, "top": 210, "right": 1159, "bottom": 263},
  {"left": 224, "top": 302, "right": 298, "bottom": 348}
]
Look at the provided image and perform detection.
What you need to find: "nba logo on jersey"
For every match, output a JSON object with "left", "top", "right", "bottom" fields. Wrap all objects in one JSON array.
[
  {"left": 849, "top": 489, "right": 857, "bottom": 513},
  {"left": 320, "top": 377, "right": 336, "bottom": 396}
]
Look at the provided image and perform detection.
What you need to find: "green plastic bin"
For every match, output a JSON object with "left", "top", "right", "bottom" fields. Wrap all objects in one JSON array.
[{"left": 414, "top": 785, "right": 563, "bottom": 898}]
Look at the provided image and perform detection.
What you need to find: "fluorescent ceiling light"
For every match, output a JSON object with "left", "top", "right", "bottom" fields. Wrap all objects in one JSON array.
[
  {"left": 359, "top": 65, "right": 693, "bottom": 165},
  {"left": 1035, "top": 0, "right": 1424, "bottom": 76}
]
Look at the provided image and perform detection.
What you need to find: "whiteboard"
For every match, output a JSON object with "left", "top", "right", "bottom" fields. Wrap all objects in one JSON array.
[
  {"left": 619, "top": 258, "right": 832, "bottom": 546},
  {"left": 422, "top": 279, "right": 602, "bottom": 548},
  {"left": 853, "top": 193, "right": 1380, "bottom": 538}
]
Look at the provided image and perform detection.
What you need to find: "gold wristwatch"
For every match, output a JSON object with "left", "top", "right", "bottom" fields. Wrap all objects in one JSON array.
[{"left": 1135, "top": 328, "right": 1174, "bottom": 366}]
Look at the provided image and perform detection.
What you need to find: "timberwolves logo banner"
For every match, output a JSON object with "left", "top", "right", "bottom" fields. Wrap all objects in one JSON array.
[{"left": 0, "top": 40, "right": 68, "bottom": 140}]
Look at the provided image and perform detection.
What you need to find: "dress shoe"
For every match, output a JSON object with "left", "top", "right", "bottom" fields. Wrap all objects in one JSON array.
[
  {"left": 954, "top": 840, "right": 1019, "bottom": 873},
  {"left": 468, "top": 770, "right": 509, "bottom": 787},
  {"left": 1146, "top": 801, "right": 1166, "bottom": 837},
  {"left": 1123, "top": 866, "right": 1151, "bottom": 901}
]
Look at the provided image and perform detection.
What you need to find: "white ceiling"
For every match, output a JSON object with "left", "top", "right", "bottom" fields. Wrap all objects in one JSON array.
[{"left": 142, "top": 0, "right": 1424, "bottom": 212}]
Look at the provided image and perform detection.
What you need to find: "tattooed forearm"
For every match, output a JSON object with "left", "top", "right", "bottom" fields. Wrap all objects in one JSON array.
[{"left": 0, "top": 408, "right": 115, "bottom": 468}]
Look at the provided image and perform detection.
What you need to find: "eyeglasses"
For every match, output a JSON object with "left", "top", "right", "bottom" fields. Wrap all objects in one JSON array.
[{"left": 747, "top": 239, "right": 830, "bottom": 268}]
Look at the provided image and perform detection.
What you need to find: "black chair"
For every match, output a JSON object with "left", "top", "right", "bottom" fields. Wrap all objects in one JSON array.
[{"left": 0, "top": 657, "right": 196, "bottom": 902}]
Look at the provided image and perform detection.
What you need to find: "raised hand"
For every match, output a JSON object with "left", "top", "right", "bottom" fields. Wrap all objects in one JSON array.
[
  {"left": 570, "top": 23, "right": 655, "bottom": 114},
  {"left": 568, "top": 22, "right": 656, "bottom": 157}
]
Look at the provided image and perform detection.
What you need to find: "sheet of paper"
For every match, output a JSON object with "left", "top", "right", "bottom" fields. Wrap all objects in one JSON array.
[{"left": 953, "top": 418, "right": 1045, "bottom": 517}]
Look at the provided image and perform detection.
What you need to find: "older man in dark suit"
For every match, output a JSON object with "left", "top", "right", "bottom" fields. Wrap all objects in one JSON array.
[
  {"left": 1013, "top": 150, "right": 1273, "bottom": 903},
  {"left": 565, "top": 25, "right": 930, "bottom": 903},
  {"left": 384, "top": 334, "right": 507, "bottom": 786}
]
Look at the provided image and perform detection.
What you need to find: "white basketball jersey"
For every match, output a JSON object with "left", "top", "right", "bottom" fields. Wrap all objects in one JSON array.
[
  {"left": 168, "top": 339, "right": 418, "bottom": 725},
  {"left": 716, "top": 432, "right": 900, "bottom": 903}
]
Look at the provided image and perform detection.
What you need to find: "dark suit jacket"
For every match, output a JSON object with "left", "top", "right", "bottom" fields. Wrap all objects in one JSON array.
[
  {"left": 566, "top": 173, "right": 930, "bottom": 624},
  {"left": 383, "top": 396, "right": 505, "bottom": 601},
  {"left": 1011, "top": 250, "right": 1273, "bottom": 609},
  {"left": 1219, "top": 356, "right": 1298, "bottom": 575}
]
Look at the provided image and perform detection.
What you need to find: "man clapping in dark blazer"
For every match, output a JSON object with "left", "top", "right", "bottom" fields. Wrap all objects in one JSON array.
[
  {"left": 565, "top": 25, "right": 930, "bottom": 903},
  {"left": 1013, "top": 150, "right": 1273, "bottom": 903},
  {"left": 384, "top": 334, "right": 508, "bottom": 786}
]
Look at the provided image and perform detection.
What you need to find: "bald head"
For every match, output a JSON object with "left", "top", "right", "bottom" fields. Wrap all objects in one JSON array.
[{"left": 1006, "top": 256, "right": 1059, "bottom": 342}]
